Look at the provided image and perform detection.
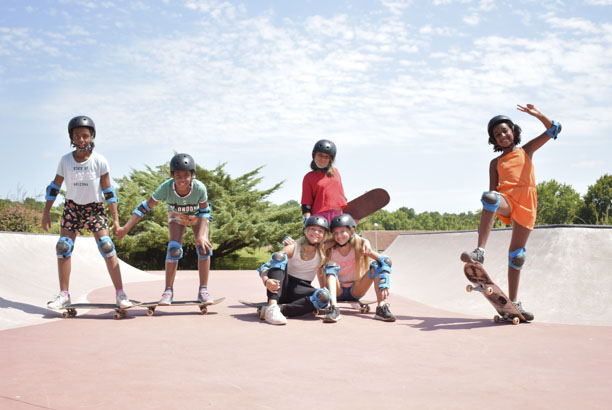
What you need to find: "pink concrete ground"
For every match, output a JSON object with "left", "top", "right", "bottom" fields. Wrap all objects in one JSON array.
[{"left": 2, "top": 269, "right": 611, "bottom": 409}]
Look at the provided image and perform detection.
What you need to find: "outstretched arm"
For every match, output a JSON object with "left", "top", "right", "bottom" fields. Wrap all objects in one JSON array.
[
  {"left": 518, "top": 104, "right": 559, "bottom": 158},
  {"left": 115, "top": 197, "right": 157, "bottom": 240}
]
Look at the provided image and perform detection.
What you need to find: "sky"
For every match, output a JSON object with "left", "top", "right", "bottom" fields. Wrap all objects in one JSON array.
[{"left": 1, "top": 0, "right": 611, "bottom": 214}]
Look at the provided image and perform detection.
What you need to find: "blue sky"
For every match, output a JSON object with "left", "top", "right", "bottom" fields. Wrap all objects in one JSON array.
[{"left": 1, "top": 0, "right": 611, "bottom": 214}]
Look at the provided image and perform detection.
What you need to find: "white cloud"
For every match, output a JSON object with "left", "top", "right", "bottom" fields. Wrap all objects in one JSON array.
[
  {"left": 379, "top": 0, "right": 412, "bottom": 15},
  {"left": 543, "top": 14, "right": 599, "bottom": 34},
  {"left": 583, "top": 0, "right": 612, "bottom": 5},
  {"left": 463, "top": 14, "right": 480, "bottom": 26}
]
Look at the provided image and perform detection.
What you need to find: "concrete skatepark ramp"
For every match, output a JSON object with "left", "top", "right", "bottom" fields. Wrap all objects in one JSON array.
[
  {"left": 384, "top": 225, "right": 612, "bottom": 326},
  {"left": 0, "top": 232, "right": 158, "bottom": 330},
  {"left": 0, "top": 229, "right": 611, "bottom": 409}
]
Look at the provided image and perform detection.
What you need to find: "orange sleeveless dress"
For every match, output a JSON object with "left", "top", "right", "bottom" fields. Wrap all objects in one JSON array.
[{"left": 496, "top": 148, "right": 537, "bottom": 230}]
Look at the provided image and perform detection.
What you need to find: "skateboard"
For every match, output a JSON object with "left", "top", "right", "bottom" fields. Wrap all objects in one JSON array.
[
  {"left": 239, "top": 299, "right": 377, "bottom": 315},
  {"left": 58, "top": 301, "right": 142, "bottom": 320},
  {"left": 142, "top": 297, "right": 225, "bottom": 316},
  {"left": 343, "top": 188, "right": 390, "bottom": 221},
  {"left": 463, "top": 263, "right": 526, "bottom": 325}
]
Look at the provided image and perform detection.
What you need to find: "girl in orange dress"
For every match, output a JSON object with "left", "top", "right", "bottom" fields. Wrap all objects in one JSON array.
[{"left": 461, "top": 104, "right": 562, "bottom": 321}]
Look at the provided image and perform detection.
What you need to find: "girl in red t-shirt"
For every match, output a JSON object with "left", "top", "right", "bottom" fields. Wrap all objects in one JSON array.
[{"left": 301, "top": 139, "right": 347, "bottom": 223}]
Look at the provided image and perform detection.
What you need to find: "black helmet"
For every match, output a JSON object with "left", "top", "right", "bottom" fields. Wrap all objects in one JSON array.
[
  {"left": 170, "top": 153, "right": 196, "bottom": 173},
  {"left": 487, "top": 115, "right": 514, "bottom": 138},
  {"left": 312, "top": 139, "right": 337, "bottom": 160},
  {"left": 304, "top": 215, "right": 330, "bottom": 233},
  {"left": 68, "top": 115, "right": 96, "bottom": 151},
  {"left": 68, "top": 115, "right": 96, "bottom": 138},
  {"left": 330, "top": 213, "right": 356, "bottom": 230}
]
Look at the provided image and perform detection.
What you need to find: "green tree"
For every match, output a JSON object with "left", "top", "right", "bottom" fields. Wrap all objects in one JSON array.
[
  {"left": 578, "top": 174, "right": 612, "bottom": 225},
  {"left": 536, "top": 180, "right": 581, "bottom": 225},
  {"left": 114, "top": 162, "right": 302, "bottom": 269}
]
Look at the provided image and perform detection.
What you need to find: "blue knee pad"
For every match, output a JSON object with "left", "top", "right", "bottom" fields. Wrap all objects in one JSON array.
[
  {"left": 509, "top": 247, "right": 526, "bottom": 270},
  {"left": 97, "top": 236, "right": 116, "bottom": 259},
  {"left": 310, "top": 288, "right": 331, "bottom": 310},
  {"left": 166, "top": 241, "right": 183, "bottom": 263},
  {"left": 369, "top": 256, "right": 392, "bottom": 289},
  {"left": 196, "top": 245, "right": 213, "bottom": 260},
  {"left": 324, "top": 262, "right": 340, "bottom": 277},
  {"left": 56, "top": 236, "right": 74, "bottom": 259},
  {"left": 269, "top": 252, "right": 287, "bottom": 271},
  {"left": 481, "top": 191, "right": 501, "bottom": 213}
]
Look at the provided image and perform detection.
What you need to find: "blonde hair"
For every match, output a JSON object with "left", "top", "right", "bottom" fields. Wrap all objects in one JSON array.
[{"left": 296, "top": 236, "right": 326, "bottom": 269}]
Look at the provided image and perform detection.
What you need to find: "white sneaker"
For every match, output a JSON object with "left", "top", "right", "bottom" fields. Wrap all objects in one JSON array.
[
  {"left": 47, "top": 292, "right": 71, "bottom": 309},
  {"left": 158, "top": 289, "right": 173, "bottom": 305},
  {"left": 197, "top": 288, "right": 213, "bottom": 304},
  {"left": 264, "top": 303, "right": 287, "bottom": 325},
  {"left": 116, "top": 291, "right": 134, "bottom": 309}
]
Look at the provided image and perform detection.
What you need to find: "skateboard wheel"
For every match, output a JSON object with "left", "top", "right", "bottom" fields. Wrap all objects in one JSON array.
[
  {"left": 493, "top": 315, "right": 500, "bottom": 323},
  {"left": 121, "top": 310, "right": 127, "bottom": 318},
  {"left": 62, "top": 311, "right": 70, "bottom": 319},
  {"left": 512, "top": 317, "right": 520, "bottom": 325},
  {"left": 146, "top": 309, "right": 154, "bottom": 317},
  {"left": 486, "top": 287, "right": 493, "bottom": 295},
  {"left": 466, "top": 285, "right": 473, "bottom": 292},
  {"left": 113, "top": 313, "right": 121, "bottom": 319},
  {"left": 200, "top": 307, "right": 208, "bottom": 315}
]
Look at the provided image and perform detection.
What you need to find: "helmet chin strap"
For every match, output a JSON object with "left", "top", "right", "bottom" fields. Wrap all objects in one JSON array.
[
  {"left": 314, "top": 160, "right": 330, "bottom": 172},
  {"left": 304, "top": 238, "right": 316, "bottom": 247},
  {"left": 76, "top": 144, "right": 93, "bottom": 152},
  {"left": 72, "top": 138, "right": 94, "bottom": 153}
]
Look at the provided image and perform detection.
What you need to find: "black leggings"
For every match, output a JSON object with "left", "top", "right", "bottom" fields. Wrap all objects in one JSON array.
[{"left": 267, "top": 268, "right": 317, "bottom": 317}]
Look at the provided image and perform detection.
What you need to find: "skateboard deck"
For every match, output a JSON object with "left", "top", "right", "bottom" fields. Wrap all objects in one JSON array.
[
  {"left": 463, "top": 263, "right": 526, "bottom": 325},
  {"left": 239, "top": 299, "right": 377, "bottom": 315},
  {"left": 142, "top": 297, "right": 225, "bottom": 316},
  {"left": 343, "top": 188, "right": 390, "bottom": 221},
  {"left": 58, "top": 301, "right": 142, "bottom": 320}
]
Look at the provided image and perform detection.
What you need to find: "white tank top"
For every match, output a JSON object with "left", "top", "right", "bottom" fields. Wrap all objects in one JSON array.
[{"left": 287, "top": 241, "right": 321, "bottom": 282}]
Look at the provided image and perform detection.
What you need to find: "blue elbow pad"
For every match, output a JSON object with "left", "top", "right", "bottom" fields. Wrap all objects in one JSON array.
[
  {"left": 198, "top": 205, "right": 213, "bottom": 220},
  {"left": 546, "top": 120, "right": 561, "bottom": 140},
  {"left": 46, "top": 181, "right": 61, "bottom": 201},
  {"left": 133, "top": 200, "right": 151, "bottom": 217},
  {"left": 324, "top": 262, "right": 340, "bottom": 277},
  {"left": 103, "top": 186, "right": 118, "bottom": 204}
]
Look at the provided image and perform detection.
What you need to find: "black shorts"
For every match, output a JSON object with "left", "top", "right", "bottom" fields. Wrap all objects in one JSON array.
[{"left": 61, "top": 199, "right": 109, "bottom": 233}]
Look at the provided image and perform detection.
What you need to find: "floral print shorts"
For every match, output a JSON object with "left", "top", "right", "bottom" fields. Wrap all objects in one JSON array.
[{"left": 61, "top": 199, "right": 109, "bottom": 233}]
